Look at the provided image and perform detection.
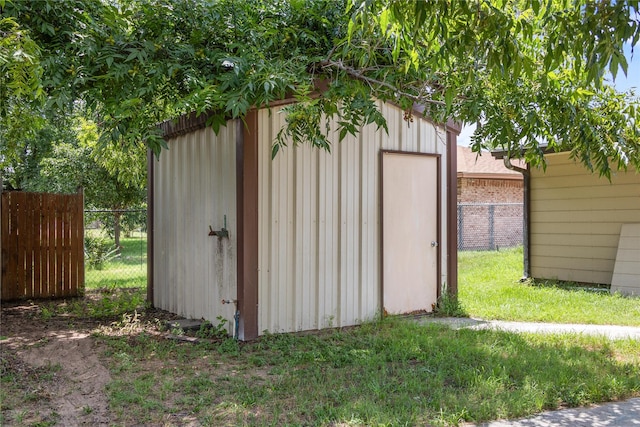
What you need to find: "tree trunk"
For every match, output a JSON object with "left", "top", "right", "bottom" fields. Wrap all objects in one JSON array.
[{"left": 113, "top": 211, "right": 122, "bottom": 255}]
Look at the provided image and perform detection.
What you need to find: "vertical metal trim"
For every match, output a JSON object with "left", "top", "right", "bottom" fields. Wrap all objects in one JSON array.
[
  {"left": 147, "top": 149, "right": 155, "bottom": 305},
  {"left": 436, "top": 154, "right": 442, "bottom": 299},
  {"left": 237, "top": 112, "right": 259, "bottom": 340},
  {"left": 446, "top": 129, "right": 458, "bottom": 296},
  {"left": 236, "top": 119, "right": 245, "bottom": 338},
  {"left": 523, "top": 167, "right": 531, "bottom": 278},
  {"left": 378, "top": 150, "right": 385, "bottom": 315}
]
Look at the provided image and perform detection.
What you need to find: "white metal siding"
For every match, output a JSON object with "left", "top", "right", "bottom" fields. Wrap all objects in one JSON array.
[
  {"left": 257, "top": 102, "right": 448, "bottom": 334},
  {"left": 530, "top": 152, "right": 640, "bottom": 284},
  {"left": 153, "top": 126, "right": 237, "bottom": 330}
]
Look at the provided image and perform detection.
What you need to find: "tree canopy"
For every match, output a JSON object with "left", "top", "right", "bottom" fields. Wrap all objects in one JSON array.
[{"left": 2, "top": 0, "right": 639, "bottom": 177}]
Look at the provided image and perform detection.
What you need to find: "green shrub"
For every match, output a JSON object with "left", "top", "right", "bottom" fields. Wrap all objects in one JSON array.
[{"left": 84, "top": 235, "right": 118, "bottom": 270}]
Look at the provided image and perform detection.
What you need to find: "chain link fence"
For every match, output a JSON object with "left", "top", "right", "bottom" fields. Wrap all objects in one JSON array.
[
  {"left": 457, "top": 203, "right": 523, "bottom": 251},
  {"left": 84, "top": 209, "right": 147, "bottom": 289},
  {"left": 82, "top": 204, "right": 520, "bottom": 287}
]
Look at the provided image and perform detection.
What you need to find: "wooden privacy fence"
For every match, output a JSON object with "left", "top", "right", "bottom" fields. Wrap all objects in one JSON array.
[{"left": 1, "top": 191, "right": 84, "bottom": 301}]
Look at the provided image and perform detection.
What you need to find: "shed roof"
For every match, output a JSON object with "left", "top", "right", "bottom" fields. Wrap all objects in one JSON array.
[
  {"left": 160, "top": 95, "right": 462, "bottom": 141},
  {"left": 457, "top": 145, "right": 523, "bottom": 180}
]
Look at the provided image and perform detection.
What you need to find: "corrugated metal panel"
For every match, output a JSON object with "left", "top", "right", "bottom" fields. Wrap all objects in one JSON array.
[
  {"left": 257, "top": 102, "right": 448, "bottom": 334},
  {"left": 153, "top": 125, "right": 237, "bottom": 331},
  {"left": 530, "top": 152, "right": 640, "bottom": 284}
]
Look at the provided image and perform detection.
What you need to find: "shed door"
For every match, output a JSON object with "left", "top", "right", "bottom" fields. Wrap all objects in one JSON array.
[{"left": 382, "top": 152, "right": 439, "bottom": 314}]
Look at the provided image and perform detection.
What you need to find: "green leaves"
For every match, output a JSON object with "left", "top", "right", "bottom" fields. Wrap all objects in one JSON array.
[
  {"left": 341, "top": 0, "right": 640, "bottom": 174},
  {"left": 2, "top": 0, "right": 639, "bottom": 177}
]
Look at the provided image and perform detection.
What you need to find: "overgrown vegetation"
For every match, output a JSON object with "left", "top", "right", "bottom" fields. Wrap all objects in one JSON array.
[
  {"left": 3, "top": 1, "right": 639, "bottom": 180},
  {"left": 195, "top": 316, "right": 231, "bottom": 340},
  {"left": 434, "top": 285, "right": 467, "bottom": 318},
  {"left": 459, "top": 247, "right": 640, "bottom": 326},
  {"left": 94, "top": 317, "right": 640, "bottom": 426},
  {"left": 38, "top": 288, "right": 147, "bottom": 321}
]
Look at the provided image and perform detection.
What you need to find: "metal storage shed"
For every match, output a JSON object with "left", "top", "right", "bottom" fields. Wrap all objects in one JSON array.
[{"left": 148, "top": 100, "right": 460, "bottom": 340}]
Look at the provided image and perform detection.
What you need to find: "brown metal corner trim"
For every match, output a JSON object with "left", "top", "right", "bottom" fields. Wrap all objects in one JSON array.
[
  {"left": 159, "top": 111, "right": 219, "bottom": 140},
  {"left": 146, "top": 149, "right": 155, "bottom": 305},
  {"left": 446, "top": 130, "right": 458, "bottom": 296},
  {"left": 236, "top": 112, "right": 259, "bottom": 341}
]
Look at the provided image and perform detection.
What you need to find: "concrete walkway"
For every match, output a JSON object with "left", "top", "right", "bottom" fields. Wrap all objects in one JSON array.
[
  {"left": 417, "top": 317, "right": 640, "bottom": 340},
  {"left": 471, "top": 398, "right": 640, "bottom": 427},
  {"left": 418, "top": 317, "right": 640, "bottom": 426}
]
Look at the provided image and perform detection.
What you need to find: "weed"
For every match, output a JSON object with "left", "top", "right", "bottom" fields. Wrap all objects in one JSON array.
[
  {"left": 170, "top": 327, "right": 184, "bottom": 336},
  {"left": 81, "top": 405, "right": 93, "bottom": 415},
  {"left": 84, "top": 235, "right": 119, "bottom": 270},
  {"left": 110, "top": 310, "right": 142, "bottom": 334},
  {"left": 13, "top": 410, "right": 28, "bottom": 423},
  {"left": 38, "top": 288, "right": 147, "bottom": 321},
  {"left": 111, "top": 352, "right": 134, "bottom": 373},
  {"left": 195, "top": 316, "right": 229, "bottom": 339},
  {"left": 434, "top": 283, "right": 467, "bottom": 317},
  {"left": 40, "top": 305, "right": 56, "bottom": 320},
  {"left": 88, "top": 289, "right": 147, "bottom": 318},
  {"left": 217, "top": 338, "right": 241, "bottom": 355}
]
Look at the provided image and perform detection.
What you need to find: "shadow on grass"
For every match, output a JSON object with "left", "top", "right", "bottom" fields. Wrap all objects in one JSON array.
[
  {"left": 527, "top": 279, "right": 611, "bottom": 293},
  {"left": 92, "top": 316, "right": 640, "bottom": 426},
  {"left": 11, "top": 278, "right": 633, "bottom": 426}
]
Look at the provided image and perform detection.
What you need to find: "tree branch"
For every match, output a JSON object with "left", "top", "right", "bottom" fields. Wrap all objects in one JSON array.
[{"left": 318, "top": 59, "right": 446, "bottom": 106}]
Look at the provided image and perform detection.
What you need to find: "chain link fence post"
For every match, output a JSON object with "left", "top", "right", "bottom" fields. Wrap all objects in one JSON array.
[{"left": 457, "top": 203, "right": 523, "bottom": 251}]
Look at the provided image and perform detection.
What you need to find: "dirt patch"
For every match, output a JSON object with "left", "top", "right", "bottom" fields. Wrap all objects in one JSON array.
[
  {"left": 0, "top": 294, "right": 180, "bottom": 426},
  {"left": 1, "top": 302, "right": 110, "bottom": 425},
  {"left": 19, "top": 333, "right": 111, "bottom": 425}
]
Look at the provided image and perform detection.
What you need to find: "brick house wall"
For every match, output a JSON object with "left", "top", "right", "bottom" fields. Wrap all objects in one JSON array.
[
  {"left": 457, "top": 146, "right": 524, "bottom": 250},
  {"left": 458, "top": 177, "right": 523, "bottom": 203}
]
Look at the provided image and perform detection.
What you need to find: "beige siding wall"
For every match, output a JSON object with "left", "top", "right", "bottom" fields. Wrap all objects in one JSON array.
[
  {"left": 257, "top": 102, "right": 448, "bottom": 334},
  {"left": 610, "top": 223, "right": 640, "bottom": 296},
  {"left": 530, "top": 152, "right": 640, "bottom": 284},
  {"left": 153, "top": 126, "right": 238, "bottom": 330}
]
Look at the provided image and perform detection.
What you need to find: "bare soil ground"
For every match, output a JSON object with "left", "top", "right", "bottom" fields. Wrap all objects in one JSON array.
[{"left": 0, "top": 295, "right": 179, "bottom": 426}]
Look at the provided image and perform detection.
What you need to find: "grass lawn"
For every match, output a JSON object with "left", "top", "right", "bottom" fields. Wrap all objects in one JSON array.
[
  {"left": 459, "top": 247, "right": 640, "bottom": 326},
  {"left": 84, "top": 232, "right": 147, "bottom": 290},
  {"left": 95, "top": 317, "right": 640, "bottom": 426},
  {"left": 3, "top": 246, "right": 639, "bottom": 426}
]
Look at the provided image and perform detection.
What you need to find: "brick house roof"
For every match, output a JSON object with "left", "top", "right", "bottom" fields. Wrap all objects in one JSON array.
[{"left": 457, "top": 145, "right": 523, "bottom": 180}]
